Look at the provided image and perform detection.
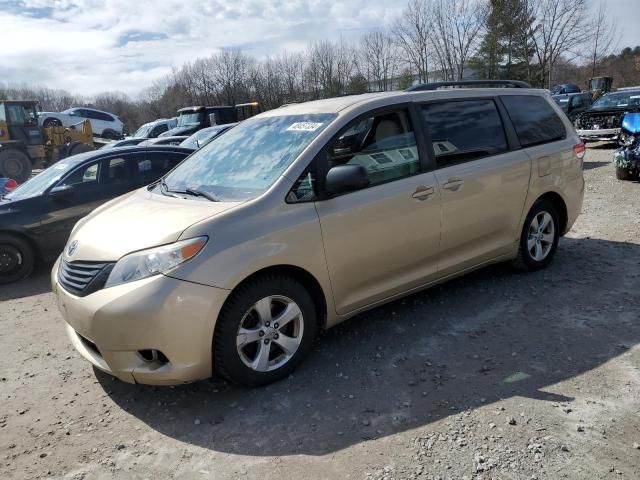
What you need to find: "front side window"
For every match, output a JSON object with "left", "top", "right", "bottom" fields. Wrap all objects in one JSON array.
[
  {"left": 60, "top": 162, "right": 99, "bottom": 186},
  {"left": 326, "top": 109, "right": 420, "bottom": 187},
  {"left": 502, "top": 95, "right": 566, "bottom": 147},
  {"left": 104, "top": 158, "right": 129, "bottom": 185},
  {"left": 421, "top": 100, "right": 508, "bottom": 167},
  {"left": 163, "top": 114, "right": 335, "bottom": 202}
]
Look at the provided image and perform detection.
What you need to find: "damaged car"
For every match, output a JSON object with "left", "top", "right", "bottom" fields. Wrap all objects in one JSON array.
[
  {"left": 613, "top": 112, "right": 640, "bottom": 180},
  {"left": 575, "top": 88, "right": 640, "bottom": 143}
]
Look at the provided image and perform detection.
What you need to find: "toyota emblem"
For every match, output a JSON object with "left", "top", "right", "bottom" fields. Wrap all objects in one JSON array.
[{"left": 67, "top": 240, "right": 78, "bottom": 257}]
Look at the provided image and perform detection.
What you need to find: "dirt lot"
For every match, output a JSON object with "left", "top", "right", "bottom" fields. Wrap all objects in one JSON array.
[{"left": 1, "top": 145, "right": 639, "bottom": 480}]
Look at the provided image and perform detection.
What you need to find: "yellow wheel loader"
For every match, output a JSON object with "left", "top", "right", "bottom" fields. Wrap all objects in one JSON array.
[{"left": 0, "top": 100, "right": 94, "bottom": 183}]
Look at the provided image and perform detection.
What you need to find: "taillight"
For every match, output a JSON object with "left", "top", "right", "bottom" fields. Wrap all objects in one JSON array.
[{"left": 573, "top": 142, "right": 586, "bottom": 160}]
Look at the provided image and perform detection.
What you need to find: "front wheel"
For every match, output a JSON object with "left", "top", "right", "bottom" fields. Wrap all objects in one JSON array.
[
  {"left": 615, "top": 166, "right": 638, "bottom": 181},
  {"left": 513, "top": 200, "right": 560, "bottom": 271},
  {"left": 0, "top": 234, "right": 35, "bottom": 284},
  {"left": 42, "top": 118, "right": 62, "bottom": 128},
  {"left": 213, "top": 276, "right": 318, "bottom": 387}
]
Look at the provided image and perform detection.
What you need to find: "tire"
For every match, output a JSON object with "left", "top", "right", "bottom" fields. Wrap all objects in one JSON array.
[
  {"left": 42, "top": 118, "right": 62, "bottom": 128},
  {"left": 213, "top": 275, "right": 318, "bottom": 387},
  {"left": 0, "top": 234, "right": 35, "bottom": 284},
  {"left": 102, "top": 130, "right": 119, "bottom": 140},
  {"left": 0, "top": 149, "right": 32, "bottom": 183},
  {"left": 512, "top": 199, "right": 560, "bottom": 271},
  {"left": 615, "top": 166, "right": 637, "bottom": 181},
  {"left": 67, "top": 142, "right": 93, "bottom": 157}
]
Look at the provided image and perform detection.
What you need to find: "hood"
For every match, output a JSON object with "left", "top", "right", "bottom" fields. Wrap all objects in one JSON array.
[
  {"left": 65, "top": 188, "right": 240, "bottom": 262},
  {"left": 162, "top": 126, "right": 198, "bottom": 137}
]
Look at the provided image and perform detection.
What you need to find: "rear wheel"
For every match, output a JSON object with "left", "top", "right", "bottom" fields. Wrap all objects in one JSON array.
[
  {"left": 42, "top": 117, "right": 62, "bottom": 128},
  {"left": 213, "top": 276, "right": 318, "bottom": 387},
  {"left": 102, "top": 130, "right": 119, "bottom": 140},
  {"left": 0, "top": 149, "right": 32, "bottom": 183},
  {"left": 615, "top": 166, "right": 638, "bottom": 181},
  {"left": 0, "top": 234, "right": 35, "bottom": 284},
  {"left": 513, "top": 199, "right": 560, "bottom": 271}
]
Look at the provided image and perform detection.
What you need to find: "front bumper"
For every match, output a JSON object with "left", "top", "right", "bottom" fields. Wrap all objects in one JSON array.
[
  {"left": 577, "top": 127, "right": 620, "bottom": 142},
  {"left": 52, "top": 258, "right": 230, "bottom": 385}
]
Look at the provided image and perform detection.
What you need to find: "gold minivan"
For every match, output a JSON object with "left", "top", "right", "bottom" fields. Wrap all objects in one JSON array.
[{"left": 52, "top": 84, "right": 585, "bottom": 386}]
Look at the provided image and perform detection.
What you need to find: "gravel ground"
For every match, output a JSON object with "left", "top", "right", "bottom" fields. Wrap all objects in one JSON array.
[{"left": 1, "top": 145, "right": 639, "bottom": 480}]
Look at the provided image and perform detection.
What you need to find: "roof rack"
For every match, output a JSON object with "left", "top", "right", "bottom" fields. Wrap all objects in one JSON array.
[{"left": 406, "top": 80, "right": 531, "bottom": 92}]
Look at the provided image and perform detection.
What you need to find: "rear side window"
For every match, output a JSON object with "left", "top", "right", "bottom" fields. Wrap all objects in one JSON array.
[
  {"left": 137, "top": 152, "right": 186, "bottom": 185},
  {"left": 501, "top": 95, "right": 566, "bottom": 147},
  {"left": 421, "top": 99, "right": 508, "bottom": 167}
]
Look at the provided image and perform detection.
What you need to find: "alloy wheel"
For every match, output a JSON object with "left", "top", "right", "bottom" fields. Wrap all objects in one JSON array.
[
  {"left": 236, "top": 295, "right": 304, "bottom": 372},
  {"left": 527, "top": 211, "right": 555, "bottom": 261}
]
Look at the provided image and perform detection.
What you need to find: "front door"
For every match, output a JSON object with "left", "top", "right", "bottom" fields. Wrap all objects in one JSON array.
[
  {"left": 314, "top": 107, "right": 442, "bottom": 315},
  {"left": 420, "top": 99, "right": 531, "bottom": 275}
]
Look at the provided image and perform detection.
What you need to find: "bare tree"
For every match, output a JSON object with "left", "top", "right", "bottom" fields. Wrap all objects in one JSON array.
[
  {"left": 392, "top": 0, "right": 432, "bottom": 83},
  {"left": 430, "top": 0, "right": 486, "bottom": 80},
  {"left": 527, "top": 0, "right": 591, "bottom": 88},
  {"left": 360, "top": 29, "right": 400, "bottom": 91},
  {"left": 588, "top": 0, "right": 617, "bottom": 77}
]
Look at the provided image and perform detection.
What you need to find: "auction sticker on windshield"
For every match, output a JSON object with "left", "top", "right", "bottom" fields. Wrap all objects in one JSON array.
[{"left": 287, "top": 122, "right": 324, "bottom": 132}]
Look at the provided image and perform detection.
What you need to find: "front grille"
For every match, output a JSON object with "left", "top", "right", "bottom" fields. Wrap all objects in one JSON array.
[
  {"left": 58, "top": 260, "right": 115, "bottom": 297},
  {"left": 578, "top": 113, "right": 622, "bottom": 130}
]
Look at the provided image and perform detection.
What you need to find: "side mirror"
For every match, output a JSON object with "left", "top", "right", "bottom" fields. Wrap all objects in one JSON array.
[
  {"left": 325, "top": 164, "right": 369, "bottom": 196},
  {"left": 50, "top": 184, "right": 74, "bottom": 198}
]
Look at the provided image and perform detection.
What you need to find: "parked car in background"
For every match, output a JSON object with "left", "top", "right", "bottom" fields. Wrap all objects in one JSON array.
[
  {"left": 550, "top": 83, "right": 581, "bottom": 95},
  {"left": 139, "top": 136, "right": 188, "bottom": 146},
  {"left": 39, "top": 107, "right": 124, "bottom": 139},
  {"left": 0, "top": 146, "right": 192, "bottom": 283},
  {"left": 52, "top": 82, "right": 585, "bottom": 387},
  {"left": 100, "top": 138, "right": 148, "bottom": 149},
  {"left": 178, "top": 123, "right": 237, "bottom": 150},
  {"left": 575, "top": 89, "right": 640, "bottom": 142},
  {"left": 552, "top": 92, "right": 592, "bottom": 121},
  {"left": 131, "top": 118, "right": 177, "bottom": 139}
]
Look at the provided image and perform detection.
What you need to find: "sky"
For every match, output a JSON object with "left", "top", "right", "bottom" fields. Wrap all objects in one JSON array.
[{"left": 0, "top": 0, "right": 636, "bottom": 99}]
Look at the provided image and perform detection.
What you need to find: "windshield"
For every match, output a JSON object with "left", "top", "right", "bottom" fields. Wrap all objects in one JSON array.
[
  {"left": 177, "top": 112, "right": 204, "bottom": 127},
  {"left": 591, "top": 91, "right": 640, "bottom": 110},
  {"left": 163, "top": 114, "right": 336, "bottom": 202},
  {"left": 4, "top": 160, "right": 76, "bottom": 200},
  {"left": 132, "top": 124, "right": 152, "bottom": 138},
  {"left": 180, "top": 125, "right": 229, "bottom": 149}
]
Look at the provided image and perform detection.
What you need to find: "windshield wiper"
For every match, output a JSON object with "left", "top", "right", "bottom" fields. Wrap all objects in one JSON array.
[
  {"left": 184, "top": 188, "right": 220, "bottom": 202},
  {"left": 157, "top": 179, "right": 219, "bottom": 202}
]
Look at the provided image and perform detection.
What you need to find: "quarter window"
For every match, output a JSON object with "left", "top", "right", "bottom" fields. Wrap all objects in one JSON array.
[
  {"left": 501, "top": 95, "right": 566, "bottom": 147},
  {"left": 421, "top": 100, "right": 508, "bottom": 167},
  {"left": 326, "top": 109, "right": 420, "bottom": 188}
]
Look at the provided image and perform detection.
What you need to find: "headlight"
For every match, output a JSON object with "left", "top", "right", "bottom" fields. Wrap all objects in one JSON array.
[
  {"left": 105, "top": 236, "right": 208, "bottom": 288},
  {"left": 623, "top": 134, "right": 636, "bottom": 147}
]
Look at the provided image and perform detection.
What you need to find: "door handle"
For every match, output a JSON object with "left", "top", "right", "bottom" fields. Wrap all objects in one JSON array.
[
  {"left": 442, "top": 177, "right": 464, "bottom": 192},
  {"left": 412, "top": 185, "right": 435, "bottom": 200}
]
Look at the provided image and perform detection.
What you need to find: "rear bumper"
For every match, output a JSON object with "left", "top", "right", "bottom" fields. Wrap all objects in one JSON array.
[
  {"left": 577, "top": 128, "right": 619, "bottom": 141},
  {"left": 52, "top": 258, "right": 230, "bottom": 385}
]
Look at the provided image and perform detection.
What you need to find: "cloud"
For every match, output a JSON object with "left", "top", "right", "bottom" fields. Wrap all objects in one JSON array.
[{"left": 0, "top": 0, "right": 403, "bottom": 98}]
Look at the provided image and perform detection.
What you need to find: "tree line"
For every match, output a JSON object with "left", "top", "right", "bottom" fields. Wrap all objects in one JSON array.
[{"left": 1, "top": 0, "right": 638, "bottom": 133}]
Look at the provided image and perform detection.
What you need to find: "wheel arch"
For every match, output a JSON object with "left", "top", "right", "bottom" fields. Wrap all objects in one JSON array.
[
  {"left": 0, "top": 228, "right": 42, "bottom": 263},
  {"left": 535, "top": 191, "right": 568, "bottom": 235},
  {"left": 225, "top": 264, "right": 328, "bottom": 329}
]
